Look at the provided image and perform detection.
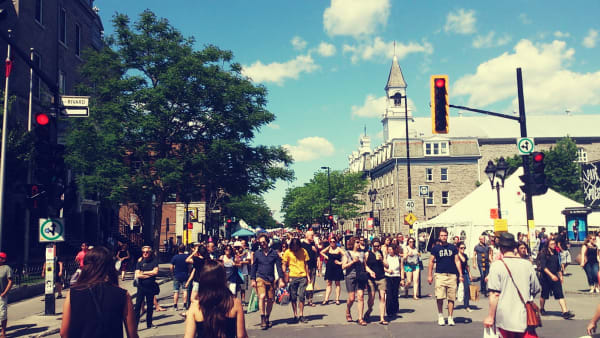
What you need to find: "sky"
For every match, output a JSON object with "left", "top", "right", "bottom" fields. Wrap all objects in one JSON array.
[{"left": 95, "top": 1, "right": 600, "bottom": 222}]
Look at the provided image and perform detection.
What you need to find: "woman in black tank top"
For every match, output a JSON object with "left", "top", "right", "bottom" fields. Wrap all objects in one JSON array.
[
  {"left": 60, "top": 246, "right": 138, "bottom": 338},
  {"left": 184, "top": 260, "right": 247, "bottom": 338}
]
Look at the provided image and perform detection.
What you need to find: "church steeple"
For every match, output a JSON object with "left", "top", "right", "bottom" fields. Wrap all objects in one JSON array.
[{"left": 385, "top": 55, "right": 407, "bottom": 91}]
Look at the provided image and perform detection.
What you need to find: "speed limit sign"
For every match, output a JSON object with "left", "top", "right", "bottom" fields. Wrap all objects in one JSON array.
[{"left": 405, "top": 199, "right": 415, "bottom": 212}]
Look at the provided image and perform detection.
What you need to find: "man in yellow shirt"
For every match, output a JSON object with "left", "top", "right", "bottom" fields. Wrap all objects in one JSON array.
[{"left": 282, "top": 238, "right": 311, "bottom": 323}]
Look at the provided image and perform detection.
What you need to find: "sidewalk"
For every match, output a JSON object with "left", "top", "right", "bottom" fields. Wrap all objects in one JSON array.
[{"left": 6, "top": 263, "right": 173, "bottom": 338}]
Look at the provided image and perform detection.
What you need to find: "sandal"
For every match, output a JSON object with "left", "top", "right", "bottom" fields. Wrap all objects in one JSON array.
[
  {"left": 413, "top": 296, "right": 419, "bottom": 300},
  {"left": 346, "top": 313, "right": 353, "bottom": 322},
  {"left": 322, "top": 300, "right": 329, "bottom": 305},
  {"left": 335, "top": 300, "right": 340, "bottom": 305},
  {"left": 358, "top": 319, "right": 367, "bottom": 326},
  {"left": 379, "top": 320, "right": 389, "bottom": 325}
]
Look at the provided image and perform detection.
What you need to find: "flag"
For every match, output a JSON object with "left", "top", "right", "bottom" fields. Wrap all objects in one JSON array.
[{"left": 5, "top": 58, "right": 12, "bottom": 78}]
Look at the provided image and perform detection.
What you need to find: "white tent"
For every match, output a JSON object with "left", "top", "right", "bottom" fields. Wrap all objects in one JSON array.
[{"left": 416, "top": 167, "right": 596, "bottom": 253}]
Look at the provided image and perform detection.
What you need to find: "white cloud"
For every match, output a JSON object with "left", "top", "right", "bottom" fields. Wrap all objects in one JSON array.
[
  {"left": 317, "top": 42, "right": 336, "bottom": 57},
  {"left": 583, "top": 29, "right": 598, "bottom": 48},
  {"left": 323, "top": 0, "right": 390, "bottom": 38},
  {"left": 454, "top": 39, "right": 600, "bottom": 113},
  {"left": 343, "top": 37, "right": 432, "bottom": 63},
  {"left": 472, "top": 31, "right": 511, "bottom": 48},
  {"left": 291, "top": 36, "right": 307, "bottom": 50},
  {"left": 283, "top": 137, "right": 335, "bottom": 162},
  {"left": 351, "top": 94, "right": 416, "bottom": 118},
  {"left": 554, "top": 31, "right": 570, "bottom": 38},
  {"left": 444, "top": 9, "right": 476, "bottom": 35},
  {"left": 519, "top": 13, "right": 532, "bottom": 24},
  {"left": 242, "top": 54, "right": 319, "bottom": 85}
]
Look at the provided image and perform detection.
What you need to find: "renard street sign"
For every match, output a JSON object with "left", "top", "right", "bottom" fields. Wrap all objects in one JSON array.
[{"left": 60, "top": 95, "right": 90, "bottom": 117}]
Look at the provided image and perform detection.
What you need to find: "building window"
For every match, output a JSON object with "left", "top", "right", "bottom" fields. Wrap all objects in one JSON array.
[
  {"left": 424, "top": 141, "right": 449, "bottom": 156},
  {"left": 441, "top": 168, "right": 448, "bottom": 181},
  {"left": 425, "top": 168, "right": 433, "bottom": 182},
  {"left": 75, "top": 24, "right": 81, "bottom": 56},
  {"left": 392, "top": 93, "right": 402, "bottom": 106},
  {"left": 442, "top": 191, "right": 449, "bottom": 205},
  {"left": 59, "top": 71, "right": 66, "bottom": 94},
  {"left": 426, "top": 191, "right": 434, "bottom": 205},
  {"left": 59, "top": 8, "right": 66, "bottom": 44},
  {"left": 577, "top": 148, "right": 588, "bottom": 163},
  {"left": 32, "top": 53, "right": 41, "bottom": 99},
  {"left": 35, "top": 0, "right": 43, "bottom": 24}
]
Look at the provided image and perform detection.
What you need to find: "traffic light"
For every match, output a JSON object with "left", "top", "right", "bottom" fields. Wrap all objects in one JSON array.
[
  {"left": 519, "top": 152, "right": 548, "bottom": 196},
  {"left": 431, "top": 75, "right": 449, "bottom": 134},
  {"left": 25, "top": 184, "right": 46, "bottom": 209}
]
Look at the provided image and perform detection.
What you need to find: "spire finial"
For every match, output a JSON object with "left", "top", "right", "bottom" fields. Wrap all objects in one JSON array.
[{"left": 364, "top": 125, "right": 367, "bottom": 136}]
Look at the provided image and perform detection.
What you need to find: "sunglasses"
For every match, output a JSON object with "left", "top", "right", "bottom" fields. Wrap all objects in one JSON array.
[
  {"left": 459, "top": 247, "right": 466, "bottom": 249},
  {"left": 142, "top": 250, "right": 151, "bottom": 254}
]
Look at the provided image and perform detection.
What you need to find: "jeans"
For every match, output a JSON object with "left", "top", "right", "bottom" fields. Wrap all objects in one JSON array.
[
  {"left": 463, "top": 273, "right": 470, "bottom": 308},
  {"left": 478, "top": 263, "right": 489, "bottom": 294},
  {"left": 134, "top": 289, "right": 154, "bottom": 328},
  {"left": 584, "top": 262, "right": 599, "bottom": 286},
  {"left": 385, "top": 276, "right": 400, "bottom": 316}
]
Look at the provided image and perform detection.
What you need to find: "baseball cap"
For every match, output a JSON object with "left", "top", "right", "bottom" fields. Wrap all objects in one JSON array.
[
  {"left": 233, "top": 241, "right": 243, "bottom": 247},
  {"left": 0, "top": 252, "right": 7, "bottom": 259}
]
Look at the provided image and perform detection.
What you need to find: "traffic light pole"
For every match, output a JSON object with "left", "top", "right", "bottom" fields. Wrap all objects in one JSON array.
[
  {"left": 0, "top": 36, "right": 11, "bottom": 251},
  {"left": 448, "top": 68, "right": 535, "bottom": 245}
]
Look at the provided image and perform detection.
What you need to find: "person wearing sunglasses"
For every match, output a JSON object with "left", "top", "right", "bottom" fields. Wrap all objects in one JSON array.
[
  {"left": 320, "top": 237, "right": 344, "bottom": 305},
  {"left": 457, "top": 242, "right": 473, "bottom": 312},
  {"left": 365, "top": 238, "right": 388, "bottom": 325},
  {"left": 134, "top": 246, "right": 160, "bottom": 329},
  {"left": 403, "top": 237, "right": 420, "bottom": 300}
]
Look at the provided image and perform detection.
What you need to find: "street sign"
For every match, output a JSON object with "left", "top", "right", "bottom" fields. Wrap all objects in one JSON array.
[
  {"left": 494, "top": 218, "right": 508, "bottom": 233},
  {"left": 405, "top": 199, "right": 415, "bottom": 212},
  {"left": 418, "top": 185, "right": 429, "bottom": 198},
  {"left": 517, "top": 137, "right": 535, "bottom": 155},
  {"left": 404, "top": 213, "right": 417, "bottom": 225},
  {"left": 39, "top": 218, "right": 65, "bottom": 242},
  {"left": 60, "top": 95, "right": 90, "bottom": 117}
]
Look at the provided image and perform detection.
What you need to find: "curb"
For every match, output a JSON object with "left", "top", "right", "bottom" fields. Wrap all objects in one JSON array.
[{"left": 28, "top": 277, "right": 173, "bottom": 338}]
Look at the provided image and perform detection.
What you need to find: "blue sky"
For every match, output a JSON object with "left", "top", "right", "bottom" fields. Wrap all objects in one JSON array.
[{"left": 96, "top": 1, "right": 600, "bottom": 221}]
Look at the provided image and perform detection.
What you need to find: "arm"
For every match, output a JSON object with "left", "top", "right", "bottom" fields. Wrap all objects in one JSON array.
[
  {"left": 427, "top": 255, "right": 435, "bottom": 284},
  {"left": 588, "top": 303, "right": 600, "bottom": 335},
  {"left": 185, "top": 247, "right": 197, "bottom": 264},
  {"left": 235, "top": 298, "right": 248, "bottom": 338},
  {"left": 125, "top": 250, "right": 131, "bottom": 260},
  {"left": 0, "top": 277, "right": 12, "bottom": 297},
  {"left": 250, "top": 252, "right": 258, "bottom": 281},
  {"left": 185, "top": 268, "right": 195, "bottom": 288},
  {"left": 183, "top": 308, "right": 198, "bottom": 338},
  {"left": 472, "top": 251, "right": 478, "bottom": 269},
  {"left": 364, "top": 253, "right": 375, "bottom": 277},
  {"left": 60, "top": 291, "right": 71, "bottom": 338},
  {"left": 58, "top": 261, "right": 63, "bottom": 277},
  {"left": 580, "top": 245, "right": 587, "bottom": 267},
  {"left": 455, "top": 255, "right": 464, "bottom": 282},
  {"left": 483, "top": 291, "right": 500, "bottom": 328},
  {"left": 123, "top": 292, "right": 139, "bottom": 338},
  {"left": 320, "top": 247, "right": 329, "bottom": 259},
  {"left": 341, "top": 252, "right": 355, "bottom": 270}
]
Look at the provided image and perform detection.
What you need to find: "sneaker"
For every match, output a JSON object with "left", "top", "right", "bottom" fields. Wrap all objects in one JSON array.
[
  {"left": 260, "top": 315, "right": 267, "bottom": 329},
  {"left": 299, "top": 316, "right": 308, "bottom": 323},
  {"left": 438, "top": 317, "right": 445, "bottom": 326},
  {"left": 291, "top": 316, "right": 299, "bottom": 324},
  {"left": 465, "top": 307, "right": 473, "bottom": 313},
  {"left": 56, "top": 294, "right": 63, "bottom": 299},
  {"left": 448, "top": 317, "right": 455, "bottom": 326},
  {"left": 540, "top": 309, "right": 547, "bottom": 316},
  {"left": 562, "top": 311, "right": 575, "bottom": 319}
]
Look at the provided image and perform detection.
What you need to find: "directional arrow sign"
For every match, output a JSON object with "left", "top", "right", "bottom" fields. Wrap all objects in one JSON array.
[
  {"left": 39, "top": 218, "right": 65, "bottom": 242},
  {"left": 517, "top": 137, "right": 535, "bottom": 155}
]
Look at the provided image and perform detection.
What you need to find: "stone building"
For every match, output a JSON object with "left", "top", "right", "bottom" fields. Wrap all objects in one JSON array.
[{"left": 347, "top": 56, "right": 600, "bottom": 236}]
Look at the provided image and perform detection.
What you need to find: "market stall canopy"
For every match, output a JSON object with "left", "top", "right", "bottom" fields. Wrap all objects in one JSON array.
[{"left": 231, "top": 228, "right": 256, "bottom": 237}]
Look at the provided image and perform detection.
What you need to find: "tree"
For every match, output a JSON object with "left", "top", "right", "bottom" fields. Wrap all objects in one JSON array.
[
  {"left": 224, "top": 194, "right": 277, "bottom": 229},
  {"left": 66, "top": 10, "right": 293, "bottom": 248},
  {"left": 281, "top": 170, "right": 367, "bottom": 227}
]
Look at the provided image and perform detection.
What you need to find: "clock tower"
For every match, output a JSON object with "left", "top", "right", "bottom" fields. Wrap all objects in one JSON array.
[{"left": 382, "top": 55, "right": 415, "bottom": 143}]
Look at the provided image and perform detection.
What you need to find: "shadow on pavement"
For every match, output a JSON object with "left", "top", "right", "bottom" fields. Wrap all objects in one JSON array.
[
  {"left": 453, "top": 316, "right": 473, "bottom": 324},
  {"left": 7, "top": 325, "right": 49, "bottom": 337}
]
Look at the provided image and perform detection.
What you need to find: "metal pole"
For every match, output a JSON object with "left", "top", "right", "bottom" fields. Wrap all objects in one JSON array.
[
  {"left": 496, "top": 182, "right": 502, "bottom": 219},
  {"left": 517, "top": 68, "right": 534, "bottom": 247},
  {"left": 44, "top": 243, "right": 56, "bottom": 315},
  {"left": 404, "top": 94, "right": 412, "bottom": 201},
  {"left": 184, "top": 202, "right": 189, "bottom": 246},
  {"left": 24, "top": 48, "right": 34, "bottom": 268},
  {"left": 0, "top": 35, "right": 12, "bottom": 251},
  {"left": 327, "top": 167, "right": 332, "bottom": 227}
]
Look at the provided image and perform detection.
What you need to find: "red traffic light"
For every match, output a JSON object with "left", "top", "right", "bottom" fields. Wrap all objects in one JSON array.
[
  {"left": 533, "top": 152, "right": 544, "bottom": 162},
  {"left": 227, "top": 219, "right": 232, "bottom": 223},
  {"left": 435, "top": 78, "right": 445, "bottom": 88},
  {"left": 328, "top": 215, "right": 333, "bottom": 220},
  {"left": 35, "top": 113, "right": 50, "bottom": 126}
]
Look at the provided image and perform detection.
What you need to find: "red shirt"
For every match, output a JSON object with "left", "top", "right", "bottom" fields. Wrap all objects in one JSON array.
[{"left": 75, "top": 250, "right": 87, "bottom": 268}]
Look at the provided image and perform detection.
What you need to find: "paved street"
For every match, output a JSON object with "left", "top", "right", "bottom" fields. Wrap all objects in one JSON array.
[{"left": 4, "top": 261, "right": 598, "bottom": 337}]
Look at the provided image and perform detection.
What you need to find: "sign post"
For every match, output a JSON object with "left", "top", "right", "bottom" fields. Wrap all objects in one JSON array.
[{"left": 44, "top": 245, "right": 56, "bottom": 315}]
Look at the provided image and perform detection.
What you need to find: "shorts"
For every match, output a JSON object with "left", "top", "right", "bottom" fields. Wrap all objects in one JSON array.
[
  {"left": 345, "top": 274, "right": 367, "bottom": 293},
  {"left": 404, "top": 263, "right": 419, "bottom": 272},
  {"left": 192, "top": 281, "right": 200, "bottom": 292},
  {"left": 256, "top": 278, "right": 275, "bottom": 300},
  {"left": 541, "top": 278, "right": 564, "bottom": 300},
  {"left": 173, "top": 278, "right": 187, "bottom": 291},
  {"left": 367, "top": 278, "right": 386, "bottom": 293},
  {"left": 435, "top": 273, "right": 457, "bottom": 301},
  {"left": 0, "top": 296, "right": 6, "bottom": 321},
  {"left": 288, "top": 276, "right": 307, "bottom": 303}
]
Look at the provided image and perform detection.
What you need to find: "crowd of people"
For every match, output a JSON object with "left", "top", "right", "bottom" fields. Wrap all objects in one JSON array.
[{"left": 0, "top": 225, "right": 593, "bottom": 338}]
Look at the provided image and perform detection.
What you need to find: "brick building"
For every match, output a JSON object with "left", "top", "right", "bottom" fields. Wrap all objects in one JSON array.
[{"left": 347, "top": 56, "right": 600, "bottom": 235}]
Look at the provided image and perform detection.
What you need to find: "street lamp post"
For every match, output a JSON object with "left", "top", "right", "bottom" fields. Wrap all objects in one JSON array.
[
  {"left": 368, "top": 188, "right": 377, "bottom": 235},
  {"left": 375, "top": 201, "right": 382, "bottom": 236},
  {"left": 485, "top": 157, "right": 509, "bottom": 219},
  {"left": 321, "top": 166, "right": 332, "bottom": 228}
]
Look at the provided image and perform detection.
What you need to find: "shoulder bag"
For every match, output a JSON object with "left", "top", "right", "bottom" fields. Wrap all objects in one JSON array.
[{"left": 500, "top": 259, "right": 542, "bottom": 328}]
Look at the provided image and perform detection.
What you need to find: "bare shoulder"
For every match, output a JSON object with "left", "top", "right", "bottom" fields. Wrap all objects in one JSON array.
[{"left": 230, "top": 298, "right": 243, "bottom": 317}]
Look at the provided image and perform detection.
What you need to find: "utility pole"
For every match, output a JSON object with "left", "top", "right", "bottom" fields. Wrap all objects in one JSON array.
[{"left": 517, "top": 68, "right": 535, "bottom": 245}]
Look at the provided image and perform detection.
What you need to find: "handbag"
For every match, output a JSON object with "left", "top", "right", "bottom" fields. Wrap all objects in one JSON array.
[
  {"left": 456, "top": 282, "right": 464, "bottom": 303},
  {"left": 500, "top": 259, "right": 542, "bottom": 328},
  {"left": 115, "top": 260, "right": 122, "bottom": 271},
  {"left": 483, "top": 326, "right": 500, "bottom": 338},
  {"left": 247, "top": 289, "right": 259, "bottom": 313}
]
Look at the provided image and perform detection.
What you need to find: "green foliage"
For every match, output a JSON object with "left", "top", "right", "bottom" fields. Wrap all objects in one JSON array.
[
  {"left": 281, "top": 171, "right": 368, "bottom": 227},
  {"left": 65, "top": 10, "right": 293, "bottom": 245},
  {"left": 225, "top": 194, "right": 277, "bottom": 229}
]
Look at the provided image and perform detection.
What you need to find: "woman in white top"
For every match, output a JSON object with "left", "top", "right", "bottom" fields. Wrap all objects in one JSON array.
[{"left": 383, "top": 244, "right": 404, "bottom": 318}]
